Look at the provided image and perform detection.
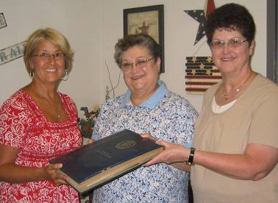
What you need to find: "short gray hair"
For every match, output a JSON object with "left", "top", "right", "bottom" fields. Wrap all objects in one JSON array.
[{"left": 114, "top": 34, "right": 161, "bottom": 68}]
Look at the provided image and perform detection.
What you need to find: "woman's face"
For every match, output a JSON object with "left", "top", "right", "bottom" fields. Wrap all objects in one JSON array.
[
  {"left": 121, "top": 45, "right": 160, "bottom": 96},
  {"left": 30, "top": 39, "right": 65, "bottom": 84},
  {"left": 211, "top": 29, "right": 255, "bottom": 75}
]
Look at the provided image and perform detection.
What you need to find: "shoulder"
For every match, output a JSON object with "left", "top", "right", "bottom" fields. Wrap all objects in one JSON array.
[
  {"left": 165, "top": 91, "right": 190, "bottom": 105},
  {"left": 58, "top": 92, "right": 78, "bottom": 108},
  {"left": 0, "top": 89, "right": 28, "bottom": 113},
  {"left": 253, "top": 74, "right": 278, "bottom": 92},
  {"left": 101, "top": 95, "right": 124, "bottom": 109},
  {"left": 57, "top": 92, "right": 78, "bottom": 113},
  {"left": 58, "top": 92, "right": 74, "bottom": 103},
  {"left": 204, "top": 82, "right": 220, "bottom": 98},
  {"left": 162, "top": 91, "right": 198, "bottom": 116},
  {"left": 201, "top": 82, "right": 220, "bottom": 106},
  {"left": 249, "top": 75, "right": 278, "bottom": 101}
]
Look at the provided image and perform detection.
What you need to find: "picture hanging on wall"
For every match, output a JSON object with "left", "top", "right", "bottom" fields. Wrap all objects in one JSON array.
[
  {"left": 123, "top": 5, "right": 165, "bottom": 73},
  {"left": 0, "top": 13, "right": 7, "bottom": 29},
  {"left": 185, "top": 56, "right": 222, "bottom": 94}
]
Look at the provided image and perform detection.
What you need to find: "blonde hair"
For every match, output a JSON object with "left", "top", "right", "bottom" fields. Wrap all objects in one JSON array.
[{"left": 24, "top": 28, "right": 74, "bottom": 74}]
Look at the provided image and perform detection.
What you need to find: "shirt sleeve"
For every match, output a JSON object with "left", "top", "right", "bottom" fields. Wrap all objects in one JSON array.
[
  {"left": 249, "top": 92, "right": 278, "bottom": 148},
  {"left": 0, "top": 95, "right": 28, "bottom": 148}
]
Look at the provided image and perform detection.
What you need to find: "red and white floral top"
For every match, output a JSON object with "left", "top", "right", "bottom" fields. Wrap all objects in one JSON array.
[{"left": 0, "top": 89, "right": 82, "bottom": 203}]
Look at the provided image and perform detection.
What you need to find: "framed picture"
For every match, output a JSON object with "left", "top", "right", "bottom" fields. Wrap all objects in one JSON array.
[
  {"left": 124, "top": 5, "right": 165, "bottom": 73},
  {"left": 267, "top": 0, "right": 278, "bottom": 84},
  {"left": 0, "top": 13, "right": 7, "bottom": 29}
]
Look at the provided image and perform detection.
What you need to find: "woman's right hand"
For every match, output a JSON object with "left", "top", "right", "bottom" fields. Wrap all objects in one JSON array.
[{"left": 144, "top": 141, "right": 190, "bottom": 166}]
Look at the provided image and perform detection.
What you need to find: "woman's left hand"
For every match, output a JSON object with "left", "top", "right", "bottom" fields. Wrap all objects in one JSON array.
[{"left": 43, "top": 163, "right": 68, "bottom": 185}]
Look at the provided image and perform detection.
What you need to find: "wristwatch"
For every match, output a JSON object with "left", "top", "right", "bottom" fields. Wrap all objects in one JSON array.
[{"left": 186, "top": 147, "right": 195, "bottom": 166}]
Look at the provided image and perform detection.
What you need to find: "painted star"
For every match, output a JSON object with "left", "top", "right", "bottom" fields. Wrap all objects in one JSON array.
[
  {"left": 137, "top": 21, "right": 149, "bottom": 34},
  {"left": 184, "top": 10, "right": 206, "bottom": 45}
]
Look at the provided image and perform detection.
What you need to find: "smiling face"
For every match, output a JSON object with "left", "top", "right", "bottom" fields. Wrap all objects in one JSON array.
[
  {"left": 121, "top": 45, "right": 160, "bottom": 97},
  {"left": 30, "top": 39, "right": 66, "bottom": 84},
  {"left": 211, "top": 29, "right": 255, "bottom": 76}
]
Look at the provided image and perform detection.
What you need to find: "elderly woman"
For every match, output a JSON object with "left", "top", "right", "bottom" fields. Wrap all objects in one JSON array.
[
  {"left": 91, "top": 34, "right": 198, "bottom": 203},
  {"left": 0, "top": 28, "right": 82, "bottom": 202},
  {"left": 146, "top": 3, "right": 278, "bottom": 203}
]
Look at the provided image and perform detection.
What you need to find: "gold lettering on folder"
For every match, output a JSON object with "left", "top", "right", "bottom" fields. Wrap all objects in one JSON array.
[{"left": 96, "top": 150, "right": 112, "bottom": 159}]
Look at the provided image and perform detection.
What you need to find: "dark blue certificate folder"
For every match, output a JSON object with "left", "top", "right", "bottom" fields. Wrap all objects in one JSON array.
[{"left": 50, "top": 129, "right": 163, "bottom": 195}]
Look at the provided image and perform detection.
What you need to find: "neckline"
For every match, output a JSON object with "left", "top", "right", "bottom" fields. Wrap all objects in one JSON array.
[
  {"left": 211, "top": 74, "right": 260, "bottom": 114},
  {"left": 221, "top": 71, "right": 254, "bottom": 100},
  {"left": 20, "top": 89, "right": 70, "bottom": 124},
  {"left": 212, "top": 97, "right": 237, "bottom": 114}
]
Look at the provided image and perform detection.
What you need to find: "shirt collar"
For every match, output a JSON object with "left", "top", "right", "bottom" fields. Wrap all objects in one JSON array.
[{"left": 121, "top": 80, "right": 168, "bottom": 109}]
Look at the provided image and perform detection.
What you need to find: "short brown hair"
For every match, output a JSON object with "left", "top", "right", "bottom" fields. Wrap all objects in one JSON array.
[{"left": 205, "top": 3, "right": 256, "bottom": 46}]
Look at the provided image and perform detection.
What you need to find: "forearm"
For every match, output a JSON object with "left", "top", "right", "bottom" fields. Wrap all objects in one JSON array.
[
  {"left": 172, "top": 162, "right": 191, "bottom": 172},
  {"left": 0, "top": 163, "right": 46, "bottom": 183},
  {"left": 194, "top": 150, "right": 267, "bottom": 180}
]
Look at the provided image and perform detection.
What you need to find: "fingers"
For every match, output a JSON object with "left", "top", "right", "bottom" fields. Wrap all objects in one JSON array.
[
  {"left": 155, "top": 140, "right": 169, "bottom": 148},
  {"left": 83, "top": 138, "right": 94, "bottom": 145},
  {"left": 87, "top": 139, "right": 94, "bottom": 144},
  {"left": 48, "top": 163, "right": 63, "bottom": 170},
  {"left": 140, "top": 133, "right": 157, "bottom": 140},
  {"left": 45, "top": 163, "right": 68, "bottom": 185},
  {"left": 144, "top": 142, "right": 189, "bottom": 167},
  {"left": 144, "top": 153, "right": 164, "bottom": 166},
  {"left": 55, "top": 178, "right": 68, "bottom": 186}
]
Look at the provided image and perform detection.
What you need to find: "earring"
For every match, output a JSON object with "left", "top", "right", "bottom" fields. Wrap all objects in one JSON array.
[
  {"left": 61, "top": 70, "right": 69, "bottom": 81},
  {"left": 29, "top": 69, "right": 34, "bottom": 78}
]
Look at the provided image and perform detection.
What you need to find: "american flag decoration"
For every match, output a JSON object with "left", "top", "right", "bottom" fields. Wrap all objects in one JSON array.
[
  {"left": 184, "top": 0, "right": 215, "bottom": 45},
  {"left": 185, "top": 56, "right": 222, "bottom": 94},
  {"left": 184, "top": 0, "right": 219, "bottom": 94}
]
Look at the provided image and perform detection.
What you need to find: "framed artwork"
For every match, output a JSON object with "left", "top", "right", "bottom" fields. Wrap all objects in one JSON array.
[
  {"left": 124, "top": 5, "right": 165, "bottom": 73},
  {"left": 0, "top": 13, "right": 7, "bottom": 29},
  {"left": 267, "top": 0, "right": 278, "bottom": 84}
]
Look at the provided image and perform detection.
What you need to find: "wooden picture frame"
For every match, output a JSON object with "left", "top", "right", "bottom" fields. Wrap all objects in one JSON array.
[{"left": 124, "top": 5, "right": 165, "bottom": 73}]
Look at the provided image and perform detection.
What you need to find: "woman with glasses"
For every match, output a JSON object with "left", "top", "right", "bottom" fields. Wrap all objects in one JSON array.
[
  {"left": 146, "top": 3, "right": 278, "bottom": 203},
  {"left": 91, "top": 34, "right": 198, "bottom": 203},
  {"left": 0, "top": 28, "right": 82, "bottom": 202}
]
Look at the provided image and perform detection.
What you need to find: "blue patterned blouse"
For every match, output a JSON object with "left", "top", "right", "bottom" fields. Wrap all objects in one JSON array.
[{"left": 92, "top": 80, "right": 198, "bottom": 203}]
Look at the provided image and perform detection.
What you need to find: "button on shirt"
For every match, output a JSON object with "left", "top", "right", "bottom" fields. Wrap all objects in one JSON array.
[{"left": 92, "top": 80, "right": 198, "bottom": 203}]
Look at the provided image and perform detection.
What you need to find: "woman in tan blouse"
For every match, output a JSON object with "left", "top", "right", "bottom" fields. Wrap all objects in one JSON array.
[{"left": 145, "top": 3, "right": 278, "bottom": 203}]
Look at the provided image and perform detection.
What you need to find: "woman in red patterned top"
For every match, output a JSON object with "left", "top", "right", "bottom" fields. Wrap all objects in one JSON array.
[{"left": 0, "top": 28, "right": 82, "bottom": 203}]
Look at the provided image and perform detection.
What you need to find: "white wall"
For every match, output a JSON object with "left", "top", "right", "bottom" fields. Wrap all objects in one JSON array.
[
  {"left": 101, "top": 0, "right": 267, "bottom": 112},
  {"left": 0, "top": 0, "right": 267, "bottom": 115}
]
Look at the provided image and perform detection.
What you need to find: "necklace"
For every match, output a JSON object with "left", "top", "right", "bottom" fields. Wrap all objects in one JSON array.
[
  {"left": 56, "top": 97, "right": 62, "bottom": 120},
  {"left": 222, "top": 72, "right": 253, "bottom": 100}
]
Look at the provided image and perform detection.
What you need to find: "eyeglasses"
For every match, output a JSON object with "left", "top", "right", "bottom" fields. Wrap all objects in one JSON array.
[
  {"left": 33, "top": 52, "right": 65, "bottom": 61},
  {"left": 121, "top": 57, "right": 154, "bottom": 71},
  {"left": 210, "top": 38, "right": 248, "bottom": 49}
]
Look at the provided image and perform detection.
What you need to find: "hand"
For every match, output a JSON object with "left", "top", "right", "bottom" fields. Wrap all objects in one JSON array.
[
  {"left": 83, "top": 138, "right": 94, "bottom": 145},
  {"left": 43, "top": 163, "right": 68, "bottom": 185},
  {"left": 144, "top": 141, "right": 189, "bottom": 166},
  {"left": 141, "top": 133, "right": 157, "bottom": 141},
  {"left": 86, "top": 138, "right": 94, "bottom": 144}
]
